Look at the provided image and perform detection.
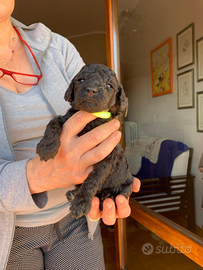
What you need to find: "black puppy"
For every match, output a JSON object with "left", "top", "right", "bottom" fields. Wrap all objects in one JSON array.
[{"left": 36, "top": 63, "right": 134, "bottom": 218}]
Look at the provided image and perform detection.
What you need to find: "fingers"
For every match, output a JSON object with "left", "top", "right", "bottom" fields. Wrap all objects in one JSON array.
[
  {"left": 78, "top": 119, "right": 120, "bottom": 155},
  {"left": 101, "top": 196, "right": 131, "bottom": 225},
  {"left": 88, "top": 197, "right": 101, "bottom": 221},
  {"left": 116, "top": 195, "right": 131, "bottom": 218},
  {"left": 81, "top": 130, "right": 121, "bottom": 168},
  {"left": 89, "top": 192, "right": 139, "bottom": 226},
  {"left": 132, "top": 177, "right": 141, "bottom": 193},
  {"left": 63, "top": 111, "right": 97, "bottom": 138},
  {"left": 102, "top": 199, "right": 116, "bottom": 225},
  {"left": 61, "top": 111, "right": 121, "bottom": 165}
]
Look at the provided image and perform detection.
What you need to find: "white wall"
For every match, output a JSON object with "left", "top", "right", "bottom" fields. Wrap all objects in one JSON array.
[{"left": 120, "top": 0, "right": 203, "bottom": 228}]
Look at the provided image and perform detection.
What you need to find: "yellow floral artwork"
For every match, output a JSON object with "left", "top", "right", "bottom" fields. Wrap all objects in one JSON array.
[{"left": 151, "top": 38, "right": 173, "bottom": 97}]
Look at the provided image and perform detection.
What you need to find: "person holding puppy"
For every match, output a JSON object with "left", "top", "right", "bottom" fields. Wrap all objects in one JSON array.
[{"left": 0, "top": 1, "right": 140, "bottom": 269}]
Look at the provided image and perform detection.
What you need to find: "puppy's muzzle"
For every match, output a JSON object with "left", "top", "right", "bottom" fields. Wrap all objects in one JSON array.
[{"left": 85, "top": 87, "right": 98, "bottom": 97}]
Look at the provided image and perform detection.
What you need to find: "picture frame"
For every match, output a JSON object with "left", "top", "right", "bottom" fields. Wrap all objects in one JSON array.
[
  {"left": 196, "top": 37, "right": 203, "bottom": 82},
  {"left": 151, "top": 38, "right": 173, "bottom": 98},
  {"left": 177, "top": 69, "right": 194, "bottom": 109},
  {"left": 197, "top": 91, "right": 203, "bottom": 132},
  {"left": 177, "top": 23, "right": 194, "bottom": 70}
]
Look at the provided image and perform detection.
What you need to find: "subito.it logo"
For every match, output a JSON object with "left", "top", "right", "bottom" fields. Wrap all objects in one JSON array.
[{"left": 142, "top": 243, "right": 154, "bottom": 255}]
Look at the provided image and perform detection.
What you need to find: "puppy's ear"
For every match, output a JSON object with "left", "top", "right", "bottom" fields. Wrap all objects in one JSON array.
[
  {"left": 110, "top": 83, "right": 128, "bottom": 116},
  {"left": 64, "top": 78, "right": 75, "bottom": 103}
]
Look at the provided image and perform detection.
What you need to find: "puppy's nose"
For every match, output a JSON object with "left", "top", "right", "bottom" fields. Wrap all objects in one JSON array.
[{"left": 85, "top": 87, "right": 98, "bottom": 97}]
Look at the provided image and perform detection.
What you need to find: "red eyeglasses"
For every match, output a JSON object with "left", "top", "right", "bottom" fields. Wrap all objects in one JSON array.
[{"left": 0, "top": 27, "right": 43, "bottom": 85}]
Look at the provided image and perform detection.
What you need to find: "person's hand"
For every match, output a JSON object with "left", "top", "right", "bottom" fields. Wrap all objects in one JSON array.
[
  {"left": 27, "top": 111, "right": 121, "bottom": 194},
  {"left": 88, "top": 177, "right": 141, "bottom": 225}
]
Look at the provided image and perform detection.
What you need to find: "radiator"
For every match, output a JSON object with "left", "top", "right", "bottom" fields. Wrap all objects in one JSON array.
[{"left": 124, "top": 121, "right": 138, "bottom": 147}]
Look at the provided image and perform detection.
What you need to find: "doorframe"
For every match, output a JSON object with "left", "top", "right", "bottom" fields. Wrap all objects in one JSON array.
[{"left": 104, "top": 1, "right": 127, "bottom": 269}]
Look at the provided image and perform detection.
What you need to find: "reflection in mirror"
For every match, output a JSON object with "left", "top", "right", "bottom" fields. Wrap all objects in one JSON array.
[{"left": 118, "top": 0, "right": 203, "bottom": 238}]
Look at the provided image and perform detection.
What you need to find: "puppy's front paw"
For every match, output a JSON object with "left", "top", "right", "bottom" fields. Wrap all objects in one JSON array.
[
  {"left": 36, "top": 138, "right": 60, "bottom": 161},
  {"left": 66, "top": 189, "right": 77, "bottom": 202}
]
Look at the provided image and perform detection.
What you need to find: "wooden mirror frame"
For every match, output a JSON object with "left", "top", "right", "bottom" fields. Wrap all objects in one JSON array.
[{"left": 104, "top": 0, "right": 203, "bottom": 269}]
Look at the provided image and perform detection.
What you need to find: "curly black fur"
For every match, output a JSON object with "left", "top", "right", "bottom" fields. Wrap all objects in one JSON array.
[{"left": 36, "top": 63, "right": 133, "bottom": 218}]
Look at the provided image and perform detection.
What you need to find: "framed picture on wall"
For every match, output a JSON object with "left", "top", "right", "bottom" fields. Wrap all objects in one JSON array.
[
  {"left": 177, "top": 23, "right": 194, "bottom": 70},
  {"left": 151, "top": 38, "right": 173, "bottom": 98},
  {"left": 177, "top": 69, "right": 194, "bottom": 109},
  {"left": 197, "top": 91, "right": 203, "bottom": 132},
  {"left": 196, "top": 37, "right": 203, "bottom": 81}
]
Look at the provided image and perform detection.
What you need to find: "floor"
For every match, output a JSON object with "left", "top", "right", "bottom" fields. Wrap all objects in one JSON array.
[{"left": 101, "top": 216, "right": 203, "bottom": 270}]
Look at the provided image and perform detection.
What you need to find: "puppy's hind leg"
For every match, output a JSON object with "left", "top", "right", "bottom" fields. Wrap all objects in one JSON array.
[
  {"left": 68, "top": 163, "right": 110, "bottom": 218},
  {"left": 99, "top": 174, "right": 134, "bottom": 206},
  {"left": 116, "top": 175, "right": 134, "bottom": 199}
]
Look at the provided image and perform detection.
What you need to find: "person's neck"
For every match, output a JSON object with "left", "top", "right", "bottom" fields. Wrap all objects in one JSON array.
[{"left": 0, "top": 17, "right": 14, "bottom": 47}]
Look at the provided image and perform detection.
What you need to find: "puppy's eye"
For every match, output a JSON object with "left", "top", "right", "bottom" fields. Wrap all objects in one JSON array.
[
  {"left": 106, "top": 84, "right": 113, "bottom": 89},
  {"left": 77, "top": 78, "right": 85, "bottom": 83}
]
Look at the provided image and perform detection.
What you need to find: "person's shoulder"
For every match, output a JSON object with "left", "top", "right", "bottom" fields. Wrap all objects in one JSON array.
[
  {"left": 11, "top": 18, "right": 76, "bottom": 54},
  {"left": 50, "top": 31, "right": 73, "bottom": 50},
  {"left": 12, "top": 17, "right": 52, "bottom": 50},
  {"left": 12, "top": 17, "right": 50, "bottom": 35}
]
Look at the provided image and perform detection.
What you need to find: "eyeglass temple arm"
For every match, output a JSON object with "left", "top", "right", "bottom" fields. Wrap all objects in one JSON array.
[{"left": 13, "top": 27, "right": 42, "bottom": 73}]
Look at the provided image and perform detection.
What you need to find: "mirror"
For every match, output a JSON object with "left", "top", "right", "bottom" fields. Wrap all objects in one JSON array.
[{"left": 118, "top": 0, "right": 203, "bottom": 238}]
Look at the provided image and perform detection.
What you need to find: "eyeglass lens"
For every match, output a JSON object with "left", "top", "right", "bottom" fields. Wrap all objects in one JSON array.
[
  {"left": 0, "top": 70, "right": 39, "bottom": 85},
  {"left": 13, "top": 73, "right": 39, "bottom": 85}
]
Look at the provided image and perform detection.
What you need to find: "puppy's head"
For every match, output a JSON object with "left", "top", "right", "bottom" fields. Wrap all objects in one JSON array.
[{"left": 64, "top": 63, "right": 128, "bottom": 116}]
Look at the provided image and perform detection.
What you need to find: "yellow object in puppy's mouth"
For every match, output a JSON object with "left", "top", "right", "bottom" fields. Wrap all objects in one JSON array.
[{"left": 92, "top": 111, "right": 111, "bottom": 119}]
